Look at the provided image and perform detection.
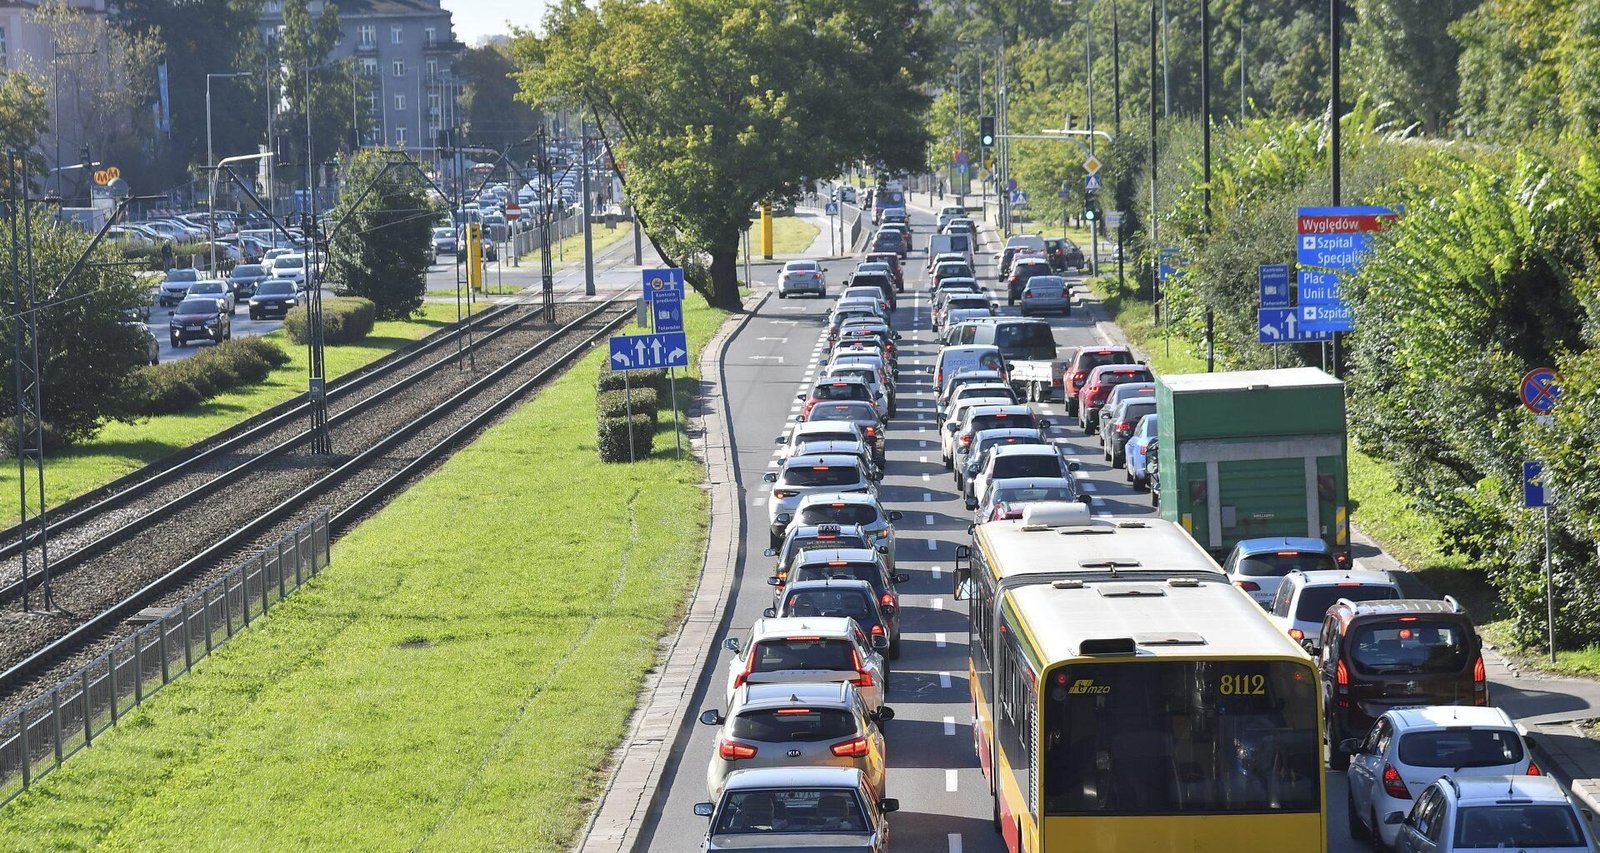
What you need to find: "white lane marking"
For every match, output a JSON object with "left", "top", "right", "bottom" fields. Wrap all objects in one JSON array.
[
  {"left": 750, "top": 496, "right": 765, "bottom": 506},
  {"left": 1079, "top": 481, "right": 1098, "bottom": 493},
  {"left": 756, "top": 337, "right": 788, "bottom": 342},
  {"left": 949, "top": 833, "right": 963, "bottom": 853},
  {"left": 920, "top": 456, "right": 928, "bottom": 464},
  {"left": 945, "top": 769, "right": 958, "bottom": 792},
  {"left": 927, "top": 539, "right": 938, "bottom": 550},
  {"left": 918, "top": 425, "right": 927, "bottom": 432},
  {"left": 931, "top": 565, "right": 942, "bottom": 579},
  {"left": 933, "top": 598, "right": 946, "bottom": 611},
  {"left": 922, "top": 472, "right": 930, "bottom": 482},
  {"left": 921, "top": 440, "right": 929, "bottom": 447},
  {"left": 939, "top": 670, "right": 952, "bottom": 688},
  {"left": 767, "top": 460, "right": 779, "bottom": 467},
  {"left": 923, "top": 493, "right": 933, "bottom": 502},
  {"left": 936, "top": 632, "right": 947, "bottom": 647},
  {"left": 943, "top": 716, "right": 956, "bottom": 736},
  {"left": 750, "top": 355, "right": 784, "bottom": 362}
]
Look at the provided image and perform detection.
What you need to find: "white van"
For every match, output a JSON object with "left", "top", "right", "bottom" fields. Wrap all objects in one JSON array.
[{"left": 934, "top": 344, "right": 1007, "bottom": 400}]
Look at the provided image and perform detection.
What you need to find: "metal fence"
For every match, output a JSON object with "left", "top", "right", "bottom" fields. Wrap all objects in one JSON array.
[
  {"left": 507, "top": 208, "right": 588, "bottom": 261},
  {"left": 0, "top": 513, "right": 331, "bottom": 808}
]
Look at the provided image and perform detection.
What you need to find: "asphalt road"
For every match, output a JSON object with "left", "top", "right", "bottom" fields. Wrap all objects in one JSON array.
[{"left": 633, "top": 205, "right": 1373, "bottom": 852}]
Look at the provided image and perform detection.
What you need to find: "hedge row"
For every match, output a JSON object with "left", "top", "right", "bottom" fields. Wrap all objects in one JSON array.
[
  {"left": 595, "top": 361, "right": 671, "bottom": 463},
  {"left": 597, "top": 363, "right": 670, "bottom": 395},
  {"left": 123, "top": 337, "right": 291, "bottom": 416},
  {"left": 597, "top": 413, "right": 654, "bottom": 463},
  {"left": 597, "top": 387, "right": 659, "bottom": 423},
  {"left": 284, "top": 297, "right": 376, "bottom": 346}
]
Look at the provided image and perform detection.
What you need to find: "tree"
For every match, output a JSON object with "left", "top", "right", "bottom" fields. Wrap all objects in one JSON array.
[
  {"left": 515, "top": 0, "right": 934, "bottom": 310},
  {"left": 457, "top": 43, "right": 541, "bottom": 153},
  {"left": 324, "top": 150, "right": 432, "bottom": 320},
  {"left": 1349, "top": 0, "right": 1478, "bottom": 134},
  {"left": 0, "top": 215, "right": 151, "bottom": 444},
  {"left": 0, "top": 72, "right": 50, "bottom": 191},
  {"left": 270, "top": 0, "right": 362, "bottom": 172},
  {"left": 1452, "top": 0, "right": 1600, "bottom": 138}
]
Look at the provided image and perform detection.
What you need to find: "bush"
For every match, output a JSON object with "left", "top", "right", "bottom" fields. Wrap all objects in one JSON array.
[
  {"left": 597, "top": 387, "right": 658, "bottom": 423},
  {"left": 596, "top": 413, "right": 654, "bottom": 462},
  {"left": 123, "top": 337, "right": 290, "bottom": 416},
  {"left": 284, "top": 297, "right": 377, "bottom": 345},
  {"left": 596, "top": 364, "right": 668, "bottom": 395}
]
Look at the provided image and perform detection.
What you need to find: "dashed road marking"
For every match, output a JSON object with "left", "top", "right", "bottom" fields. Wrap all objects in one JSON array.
[
  {"left": 932, "top": 597, "right": 944, "bottom": 610},
  {"left": 939, "top": 670, "right": 952, "bottom": 688},
  {"left": 923, "top": 493, "right": 933, "bottom": 502},
  {"left": 920, "top": 456, "right": 928, "bottom": 464},
  {"left": 945, "top": 769, "right": 958, "bottom": 792},
  {"left": 927, "top": 539, "right": 938, "bottom": 551},
  {"left": 1079, "top": 481, "right": 1098, "bottom": 493},
  {"left": 931, "top": 565, "right": 942, "bottom": 579},
  {"left": 924, "top": 514, "right": 934, "bottom": 525},
  {"left": 949, "top": 833, "right": 963, "bottom": 853},
  {"left": 922, "top": 473, "right": 930, "bottom": 481},
  {"left": 935, "top": 632, "right": 947, "bottom": 647},
  {"left": 943, "top": 716, "right": 956, "bottom": 735}
]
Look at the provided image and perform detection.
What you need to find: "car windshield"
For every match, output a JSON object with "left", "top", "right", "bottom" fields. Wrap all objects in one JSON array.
[
  {"left": 1235, "top": 552, "right": 1338, "bottom": 578},
  {"left": 175, "top": 299, "right": 217, "bottom": 314},
  {"left": 188, "top": 282, "right": 224, "bottom": 294},
  {"left": 1077, "top": 350, "right": 1134, "bottom": 372},
  {"left": 796, "top": 429, "right": 857, "bottom": 445},
  {"left": 1095, "top": 369, "right": 1154, "bottom": 387},
  {"left": 1136, "top": 416, "right": 1158, "bottom": 438},
  {"left": 784, "top": 589, "right": 876, "bottom": 621},
  {"left": 992, "top": 455, "right": 1061, "bottom": 479},
  {"left": 781, "top": 466, "right": 862, "bottom": 488},
  {"left": 787, "top": 537, "right": 870, "bottom": 564},
  {"left": 785, "top": 261, "right": 819, "bottom": 272},
  {"left": 232, "top": 265, "right": 264, "bottom": 277},
  {"left": 1454, "top": 805, "right": 1584, "bottom": 848},
  {"left": 433, "top": 228, "right": 453, "bottom": 237},
  {"left": 853, "top": 275, "right": 891, "bottom": 290},
  {"left": 797, "top": 504, "right": 879, "bottom": 526},
  {"left": 792, "top": 563, "right": 879, "bottom": 587},
  {"left": 1116, "top": 402, "right": 1157, "bottom": 426},
  {"left": 713, "top": 788, "right": 868, "bottom": 835},
  {"left": 1350, "top": 621, "right": 1471, "bottom": 674},
  {"left": 731, "top": 708, "right": 857, "bottom": 743},
  {"left": 276, "top": 257, "right": 304, "bottom": 268},
  {"left": 166, "top": 270, "right": 198, "bottom": 282},
  {"left": 828, "top": 369, "right": 875, "bottom": 386},
  {"left": 949, "top": 296, "right": 990, "bottom": 310},
  {"left": 809, "top": 403, "right": 878, "bottom": 423},
  {"left": 750, "top": 638, "right": 855, "bottom": 673},
  {"left": 257, "top": 281, "right": 295, "bottom": 295},
  {"left": 938, "top": 264, "right": 974, "bottom": 278},
  {"left": 1398, "top": 728, "right": 1524, "bottom": 768},
  {"left": 1294, "top": 585, "right": 1398, "bottom": 622},
  {"left": 993, "top": 323, "right": 1056, "bottom": 358},
  {"left": 812, "top": 383, "right": 869, "bottom": 402},
  {"left": 1026, "top": 276, "right": 1068, "bottom": 293}
]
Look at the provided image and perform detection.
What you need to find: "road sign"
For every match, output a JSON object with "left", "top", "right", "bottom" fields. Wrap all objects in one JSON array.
[
  {"left": 1010, "top": 190, "right": 1029, "bottom": 206},
  {"left": 1297, "top": 231, "right": 1377, "bottom": 271},
  {"left": 954, "top": 150, "right": 968, "bottom": 166},
  {"left": 1104, "top": 211, "right": 1122, "bottom": 229},
  {"left": 641, "top": 267, "right": 685, "bottom": 302},
  {"left": 651, "top": 287, "right": 683, "bottom": 333},
  {"left": 824, "top": 201, "right": 839, "bottom": 215},
  {"left": 506, "top": 203, "right": 521, "bottom": 221},
  {"left": 1300, "top": 302, "right": 1354, "bottom": 333},
  {"left": 609, "top": 332, "right": 689, "bottom": 371},
  {"left": 1259, "top": 307, "right": 1334, "bottom": 344},
  {"left": 1259, "top": 264, "right": 1291, "bottom": 308},
  {"left": 1006, "top": 178, "right": 1018, "bottom": 192},
  {"left": 1520, "top": 368, "right": 1562, "bottom": 414},
  {"left": 1158, "top": 248, "right": 1184, "bottom": 282},
  {"left": 1084, "top": 174, "right": 1103, "bottom": 193},
  {"left": 93, "top": 170, "right": 109, "bottom": 185},
  {"left": 1082, "top": 155, "right": 1101, "bottom": 175},
  {"left": 1524, "top": 461, "right": 1547, "bottom": 508},
  {"left": 1297, "top": 268, "right": 1340, "bottom": 305},
  {"left": 1057, "top": 180, "right": 1072, "bottom": 199}
]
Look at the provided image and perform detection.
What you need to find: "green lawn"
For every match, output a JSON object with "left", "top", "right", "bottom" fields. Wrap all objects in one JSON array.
[
  {"left": 0, "top": 302, "right": 464, "bottom": 526},
  {"left": 0, "top": 296, "right": 728, "bottom": 851},
  {"left": 518, "top": 221, "right": 634, "bottom": 266},
  {"left": 753, "top": 214, "right": 822, "bottom": 256},
  {"left": 1084, "top": 274, "right": 1206, "bottom": 375}
]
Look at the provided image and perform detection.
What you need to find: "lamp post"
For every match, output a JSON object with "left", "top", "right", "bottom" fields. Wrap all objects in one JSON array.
[
  {"left": 207, "top": 71, "right": 252, "bottom": 275},
  {"left": 51, "top": 45, "right": 96, "bottom": 199}
]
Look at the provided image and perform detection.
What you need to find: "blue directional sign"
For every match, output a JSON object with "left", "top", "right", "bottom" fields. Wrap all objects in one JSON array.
[
  {"left": 1524, "top": 461, "right": 1547, "bottom": 509},
  {"left": 1300, "top": 301, "right": 1354, "bottom": 333},
  {"left": 609, "top": 332, "right": 689, "bottom": 371},
  {"left": 1297, "top": 268, "right": 1341, "bottom": 305},
  {"left": 1010, "top": 190, "right": 1030, "bottom": 205},
  {"left": 1259, "top": 264, "right": 1291, "bottom": 308},
  {"left": 1084, "top": 174, "right": 1103, "bottom": 193},
  {"left": 641, "top": 267, "right": 685, "bottom": 302},
  {"left": 1158, "top": 248, "right": 1184, "bottom": 282},
  {"left": 1259, "top": 307, "right": 1334, "bottom": 344},
  {"left": 1296, "top": 232, "right": 1376, "bottom": 270},
  {"left": 651, "top": 287, "right": 683, "bottom": 333}
]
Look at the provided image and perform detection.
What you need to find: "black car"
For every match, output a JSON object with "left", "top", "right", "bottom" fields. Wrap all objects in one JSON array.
[
  {"left": 169, "top": 296, "right": 231, "bottom": 347},
  {"left": 248, "top": 279, "right": 300, "bottom": 319},
  {"left": 227, "top": 263, "right": 271, "bottom": 298},
  {"left": 1043, "top": 237, "right": 1086, "bottom": 272}
]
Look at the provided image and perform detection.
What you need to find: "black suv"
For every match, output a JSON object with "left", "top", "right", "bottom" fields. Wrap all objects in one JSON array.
[{"left": 1317, "top": 596, "right": 1487, "bottom": 770}]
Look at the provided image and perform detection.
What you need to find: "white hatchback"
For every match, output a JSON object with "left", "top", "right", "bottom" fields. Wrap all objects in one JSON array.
[{"left": 722, "top": 617, "right": 888, "bottom": 712}]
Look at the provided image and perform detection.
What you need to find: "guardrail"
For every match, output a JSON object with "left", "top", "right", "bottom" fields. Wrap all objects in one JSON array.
[{"left": 0, "top": 513, "right": 331, "bottom": 808}]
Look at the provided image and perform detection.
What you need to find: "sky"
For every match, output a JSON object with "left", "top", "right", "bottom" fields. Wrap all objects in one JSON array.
[{"left": 443, "top": 0, "right": 549, "bottom": 45}]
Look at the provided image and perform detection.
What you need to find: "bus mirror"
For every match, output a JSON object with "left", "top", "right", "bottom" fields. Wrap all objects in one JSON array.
[
  {"left": 954, "top": 578, "right": 977, "bottom": 601},
  {"left": 954, "top": 544, "right": 972, "bottom": 560}
]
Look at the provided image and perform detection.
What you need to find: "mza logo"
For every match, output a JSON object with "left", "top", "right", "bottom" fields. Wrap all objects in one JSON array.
[{"left": 1067, "top": 679, "right": 1110, "bottom": 695}]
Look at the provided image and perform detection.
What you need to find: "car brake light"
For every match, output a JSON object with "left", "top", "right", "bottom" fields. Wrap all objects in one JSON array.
[
  {"left": 1528, "top": 761, "right": 1542, "bottom": 776},
  {"left": 773, "top": 489, "right": 795, "bottom": 498},
  {"left": 1288, "top": 628, "right": 1304, "bottom": 641},
  {"left": 719, "top": 739, "right": 758, "bottom": 760},
  {"left": 733, "top": 650, "right": 757, "bottom": 689},
  {"left": 1382, "top": 764, "right": 1410, "bottom": 799},
  {"left": 1398, "top": 616, "right": 1418, "bottom": 622},
  {"left": 850, "top": 647, "right": 874, "bottom": 688},
  {"left": 1473, "top": 656, "right": 1488, "bottom": 705},
  {"left": 1336, "top": 658, "right": 1349, "bottom": 687},
  {"left": 830, "top": 736, "right": 871, "bottom": 757},
  {"left": 1235, "top": 581, "right": 1261, "bottom": 592},
  {"left": 864, "top": 427, "right": 876, "bottom": 438},
  {"left": 1117, "top": 424, "right": 1133, "bottom": 434},
  {"left": 959, "top": 434, "right": 972, "bottom": 446},
  {"left": 879, "top": 592, "right": 894, "bottom": 607},
  {"left": 870, "top": 623, "right": 884, "bottom": 636},
  {"left": 1276, "top": 551, "right": 1301, "bottom": 558}
]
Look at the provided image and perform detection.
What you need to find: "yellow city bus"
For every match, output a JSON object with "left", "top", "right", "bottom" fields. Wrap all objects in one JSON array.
[{"left": 952, "top": 503, "right": 1325, "bottom": 852}]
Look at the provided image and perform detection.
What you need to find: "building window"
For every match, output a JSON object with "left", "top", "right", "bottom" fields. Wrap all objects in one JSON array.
[
  {"left": 428, "top": 93, "right": 441, "bottom": 115},
  {"left": 395, "top": 127, "right": 407, "bottom": 146},
  {"left": 367, "top": 93, "right": 378, "bottom": 113},
  {"left": 358, "top": 24, "right": 376, "bottom": 46},
  {"left": 0, "top": 26, "right": 7, "bottom": 70},
  {"left": 392, "top": 59, "right": 405, "bottom": 78},
  {"left": 394, "top": 94, "right": 406, "bottom": 111},
  {"left": 360, "top": 58, "right": 377, "bottom": 77},
  {"left": 391, "top": 25, "right": 403, "bottom": 44},
  {"left": 426, "top": 59, "right": 438, "bottom": 81},
  {"left": 424, "top": 27, "right": 436, "bottom": 47}
]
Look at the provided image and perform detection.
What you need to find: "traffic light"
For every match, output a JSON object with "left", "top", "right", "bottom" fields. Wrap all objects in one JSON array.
[
  {"left": 979, "top": 116, "right": 995, "bottom": 148},
  {"left": 1084, "top": 207, "right": 1099, "bottom": 224},
  {"left": 79, "top": 146, "right": 91, "bottom": 168}
]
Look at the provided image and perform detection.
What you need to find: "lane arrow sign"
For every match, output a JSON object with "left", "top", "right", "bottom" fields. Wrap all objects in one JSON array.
[
  {"left": 635, "top": 340, "right": 647, "bottom": 364},
  {"left": 668, "top": 347, "right": 686, "bottom": 362},
  {"left": 611, "top": 352, "right": 631, "bottom": 367}
]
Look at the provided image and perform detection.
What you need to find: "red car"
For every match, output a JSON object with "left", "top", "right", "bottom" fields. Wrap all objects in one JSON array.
[
  {"left": 1076, "top": 364, "right": 1153, "bottom": 433},
  {"left": 1063, "top": 346, "right": 1137, "bottom": 417},
  {"left": 864, "top": 252, "right": 904, "bottom": 292}
]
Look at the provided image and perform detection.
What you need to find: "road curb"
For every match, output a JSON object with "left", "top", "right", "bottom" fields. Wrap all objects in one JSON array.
[{"left": 576, "top": 289, "right": 769, "bottom": 853}]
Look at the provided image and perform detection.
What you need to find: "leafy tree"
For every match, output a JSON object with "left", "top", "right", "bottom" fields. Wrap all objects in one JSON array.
[
  {"left": 1348, "top": 0, "right": 1478, "bottom": 134},
  {"left": 457, "top": 43, "right": 542, "bottom": 153},
  {"left": 0, "top": 217, "right": 151, "bottom": 444},
  {"left": 515, "top": 0, "right": 935, "bottom": 309},
  {"left": 324, "top": 150, "right": 431, "bottom": 320},
  {"left": 269, "top": 0, "right": 363, "bottom": 171},
  {"left": 0, "top": 72, "right": 50, "bottom": 190},
  {"left": 1452, "top": 0, "right": 1600, "bottom": 138}
]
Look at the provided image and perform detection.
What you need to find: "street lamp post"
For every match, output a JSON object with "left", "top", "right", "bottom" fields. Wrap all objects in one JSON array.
[
  {"left": 207, "top": 71, "right": 252, "bottom": 275},
  {"left": 51, "top": 45, "right": 96, "bottom": 199}
]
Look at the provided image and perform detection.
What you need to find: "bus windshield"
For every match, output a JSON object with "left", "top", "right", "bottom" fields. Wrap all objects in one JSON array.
[{"left": 1042, "top": 660, "right": 1320, "bottom": 816}]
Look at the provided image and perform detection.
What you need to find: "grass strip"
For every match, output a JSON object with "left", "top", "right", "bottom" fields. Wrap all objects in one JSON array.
[
  {"left": 0, "top": 302, "right": 465, "bottom": 526},
  {"left": 517, "top": 222, "right": 634, "bottom": 266},
  {"left": 750, "top": 214, "right": 822, "bottom": 256},
  {"left": 0, "top": 296, "right": 728, "bottom": 851}
]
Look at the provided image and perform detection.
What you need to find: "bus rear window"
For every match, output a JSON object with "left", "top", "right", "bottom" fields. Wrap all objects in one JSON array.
[{"left": 1042, "top": 660, "right": 1320, "bottom": 816}]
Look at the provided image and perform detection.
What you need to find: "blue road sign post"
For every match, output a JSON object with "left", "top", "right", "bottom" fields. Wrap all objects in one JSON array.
[
  {"left": 609, "top": 331, "right": 688, "bottom": 371},
  {"left": 1520, "top": 367, "right": 1562, "bottom": 414},
  {"left": 1524, "top": 461, "right": 1546, "bottom": 509},
  {"left": 1258, "top": 307, "right": 1334, "bottom": 344},
  {"left": 1084, "top": 174, "right": 1103, "bottom": 193},
  {"left": 824, "top": 201, "right": 839, "bottom": 216},
  {"left": 1259, "top": 264, "right": 1291, "bottom": 308},
  {"left": 1158, "top": 248, "right": 1184, "bottom": 282},
  {"left": 641, "top": 267, "right": 685, "bottom": 302},
  {"left": 1295, "top": 206, "right": 1398, "bottom": 334},
  {"left": 650, "top": 287, "right": 683, "bottom": 333},
  {"left": 1523, "top": 458, "right": 1557, "bottom": 663}
]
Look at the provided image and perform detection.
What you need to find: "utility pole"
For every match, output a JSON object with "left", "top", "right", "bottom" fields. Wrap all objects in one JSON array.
[
  {"left": 7, "top": 152, "right": 53, "bottom": 612},
  {"left": 1330, "top": 0, "right": 1344, "bottom": 375},
  {"left": 1149, "top": 0, "right": 1159, "bottom": 305},
  {"left": 1160, "top": 0, "right": 1171, "bottom": 117},
  {"left": 581, "top": 130, "right": 595, "bottom": 296},
  {"left": 1201, "top": 0, "right": 1212, "bottom": 226},
  {"left": 536, "top": 130, "right": 557, "bottom": 322},
  {"left": 1112, "top": 0, "right": 1123, "bottom": 135},
  {"left": 303, "top": 60, "right": 329, "bottom": 455}
]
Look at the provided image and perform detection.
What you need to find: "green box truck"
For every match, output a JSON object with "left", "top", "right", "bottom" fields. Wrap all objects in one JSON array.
[{"left": 1155, "top": 367, "right": 1350, "bottom": 561}]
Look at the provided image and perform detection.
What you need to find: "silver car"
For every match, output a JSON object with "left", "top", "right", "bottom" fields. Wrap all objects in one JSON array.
[
  {"left": 693, "top": 766, "right": 897, "bottom": 851},
  {"left": 1019, "top": 274, "right": 1071, "bottom": 316},
  {"left": 763, "top": 455, "right": 879, "bottom": 547},
  {"left": 778, "top": 260, "right": 826, "bottom": 297},
  {"left": 699, "top": 681, "right": 890, "bottom": 799},
  {"left": 790, "top": 492, "right": 901, "bottom": 569},
  {"left": 185, "top": 279, "right": 237, "bottom": 315}
]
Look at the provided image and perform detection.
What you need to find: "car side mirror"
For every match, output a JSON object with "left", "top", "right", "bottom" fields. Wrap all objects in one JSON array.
[
  {"left": 871, "top": 634, "right": 890, "bottom": 650},
  {"left": 762, "top": 472, "right": 778, "bottom": 483},
  {"left": 1079, "top": 495, "right": 1094, "bottom": 507},
  {"left": 694, "top": 803, "right": 715, "bottom": 818},
  {"left": 763, "top": 547, "right": 778, "bottom": 557},
  {"left": 888, "top": 511, "right": 903, "bottom": 521},
  {"left": 893, "top": 332, "right": 903, "bottom": 341},
  {"left": 796, "top": 393, "right": 806, "bottom": 400},
  {"left": 1339, "top": 737, "right": 1362, "bottom": 755},
  {"left": 699, "top": 709, "right": 724, "bottom": 726},
  {"left": 167, "top": 310, "right": 175, "bottom": 315},
  {"left": 1038, "top": 419, "right": 1051, "bottom": 429},
  {"left": 766, "top": 576, "right": 784, "bottom": 587},
  {"left": 1067, "top": 461, "right": 1081, "bottom": 472},
  {"left": 774, "top": 436, "right": 786, "bottom": 445},
  {"left": 876, "top": 544, "right": 889, "bottom": 555},
  {"left": 965, "top": 497, "right": 978, "bottom": 511},
  {"left": 871, "top": 471, "right": 883, "bottom": 481},
  {"left": 762, "top": 607, "right": 776, "bottom": 619},
  {"left": 722, "top": 637, "right": 741, "bottom": 654},
  {"left": 1383, "top": 811, "right": 1405, "bottom": 826},
  {"left": 871, "top": 706, "right": 895, "bottom": 723}
]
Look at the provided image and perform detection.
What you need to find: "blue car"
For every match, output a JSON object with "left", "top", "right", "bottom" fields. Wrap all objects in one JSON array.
[
  {"left": 1221, "top": 537, "right": 1339, "bottom": 608},
  {"left": 1123, "top": 413, "right": 1157, "bottom": 490}
]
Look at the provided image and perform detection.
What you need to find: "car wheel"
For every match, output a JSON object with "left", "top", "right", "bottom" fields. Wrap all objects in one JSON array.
[
  {"left": 942, "top": 453, "right": 952, "bottom": 470},
  {"left": 1113, "top": 451, "right": 1124, "bottom": 468},
  {"left": 1327, "top": 719, "right": 1350, "bottom": 771},
  {"left": 1151, "top": 488, "right": 1160, "bottom": 507},
  {"left": 1066, "top": 399, "right": 1079, "bottom": 418},
  {"left": 1124, "top": 466, "right": 1133, "bottom": 482},
  {"left": 889, "top": 640, "right": 901, "bottom": 661},
  {"left": 1347, "top": 789, "right": 1370, "bottom": 841},
  {"left": 777, "top": 290, "right": 787, "bottom": 299},
  {"left": 171, "top": 337, "right": 182, "bottom": 348},
  {"left": 150, "top": 355, "right": 159, "bottom": 366},
  {"left": 1082, "top": 420, "right": 1094, "bottom": 436}
]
